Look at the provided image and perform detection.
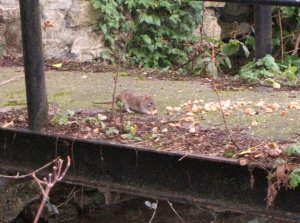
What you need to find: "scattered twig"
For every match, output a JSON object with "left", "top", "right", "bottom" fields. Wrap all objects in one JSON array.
[
  {"left": 277, "top": 8, "right": 284, "bottom": 62},
  {"left": 292, "top": 30, "right": 300, "bottom": 56},
  {"left": 0, "top": 74, "right": 23, "bottom": 86},
  {"left": 148, "top": 200, "right": 159, "bottom": 223},
  {"left": 167, "top": 200, "right": 185, "bottom": 222},
  {"left": 178, "top": 153, "right": 190, "bottom": 161},
  {"left": 212, "top": 83, "right": 240, "bottom": 150},
  {"left": 33, "top": 156, "right": 71, "bottom": 223},
  {"left": 56, "top": 186, "right": 77, "bottom": 208}
]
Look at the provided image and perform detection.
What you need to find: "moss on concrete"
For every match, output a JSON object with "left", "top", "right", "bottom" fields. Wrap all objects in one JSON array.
[{"left": 1, "top": 67, "right": 299, "bottom": 141}]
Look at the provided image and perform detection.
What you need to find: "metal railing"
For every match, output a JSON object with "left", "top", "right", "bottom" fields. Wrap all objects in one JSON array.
[{"left": 201, "top": 0, "right": 300, "bottom": 7}]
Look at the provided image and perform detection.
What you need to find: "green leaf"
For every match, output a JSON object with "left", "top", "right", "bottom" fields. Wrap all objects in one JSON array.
[
  {"left": 285, "top": 144, "right": 300, "bottom": 156},
  {"left": 224, "top": 56, "right": 232, "bottom": 68},
  {"left": 289, "top": 169, "right": 300, "bottom": 189},
  {"left": 245, "top": 35, "right": 255, "bottom": 50},
  {"left": 100, "top": 24, "right": 108, "bottom": 34},
  {"left": 169, "top": 14, "right": 180, "bottom": 24},
  {"left": 222, "top": 40, "right": 240, "bottom": 56},
  {"left": 241, "top": 44, "right": 250, "bottom": 58},
  {"left": 141, "top": 34, "right": 152, "bottom": 45},
  {"left": 153, "top": 16, "right": 161, "bottom": 26}
]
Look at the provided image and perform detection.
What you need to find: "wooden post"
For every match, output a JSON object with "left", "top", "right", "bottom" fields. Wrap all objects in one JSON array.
[
  {"left": 254, "top": 4, "right": 273, "bottom": 59},
  {"left": 19, "top": 0, "right": 48, "bottom": 130}
]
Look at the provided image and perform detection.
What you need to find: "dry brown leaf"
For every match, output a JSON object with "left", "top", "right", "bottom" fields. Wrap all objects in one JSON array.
[
  {"left": 254, "top": 101, "right": 265, "bottom": 107},
  {"left": 267, "top": 103, "right": 280, "bottom": 110},
  {"left": 264, "top": 107, "right": 274, "bottom": 113},
  {"left": 280, "top": 110, "right": 288, "bottom": 116},
  {"left": 93, "top": 128, "right": 100, "bottom": 133},
  {"left": 244, "top": 108, "right": 256, "bottom": 116},
  {"left": 265, "top": 148, "right": 282, "bottom": 157},
  {"left": 2, "top": 119, "right": 15, "bottom": 128}
]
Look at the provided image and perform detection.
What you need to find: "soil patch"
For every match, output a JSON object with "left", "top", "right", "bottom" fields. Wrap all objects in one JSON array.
[{"left": 0, "top": 108, "right": 293, "bottom": 166}]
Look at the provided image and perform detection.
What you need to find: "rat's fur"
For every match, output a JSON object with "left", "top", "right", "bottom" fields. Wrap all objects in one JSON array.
[{"left": 116, "top": 89, "right": 157, "bottom": 114}]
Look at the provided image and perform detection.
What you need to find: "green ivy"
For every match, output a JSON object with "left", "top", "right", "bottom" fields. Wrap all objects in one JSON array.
[
  {"left": 236, "top": 54, "right": 300, "bottom": 85},
  {"left": 90, "top": 0, "right": 203, "bottom": 68}
]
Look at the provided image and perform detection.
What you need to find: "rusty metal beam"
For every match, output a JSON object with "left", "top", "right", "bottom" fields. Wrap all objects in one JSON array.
[{"left": 0, "top": 127, "right": 300, "bottom": 221}]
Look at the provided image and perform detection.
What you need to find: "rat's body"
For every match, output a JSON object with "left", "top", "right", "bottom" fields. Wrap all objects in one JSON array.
[
  {"left": 94, "top": 89, "right": 157, "bottom": 115},
  {"left": 117, "top": 89, "right": 157, "bottom": 114}
]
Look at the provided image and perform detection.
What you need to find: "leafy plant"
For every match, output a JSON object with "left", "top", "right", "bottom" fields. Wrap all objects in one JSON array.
[
  {"left": 105, "top": 127, "right": 119, "bottom": 136},
  {"left": 84, "top": 117, "right": 98, "bottom": 125},
  {"left": 51, "top": 110, "right": 75, "bottom": 126},
  {"left": 285, "top": 144, "right": 300, "bottom": 157},
  {"left": 289, "top": 169, "right": 300, "bottom": 189},
  {"left": 180, "top": 38, "right": 250, "bottom": 76},
  {"left": 272, "top": 7, "right": 300, "bottom": 54},
  {"left": 90, "top": 0, "right": 203, "bottom": 68},
  {"left": 121, "top": 121, "right": 142, "bottom": 141},
  {"left": 236, "top": 55, "right": 281, "bottom": 83}
]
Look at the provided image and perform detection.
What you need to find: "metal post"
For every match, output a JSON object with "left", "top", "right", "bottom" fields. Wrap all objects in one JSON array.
[
  {"left": 254, "top": 5, "right": 273, "bottom": 59},
  {"left": 19, "top": 0, "right": 48, "bottom": 130}
]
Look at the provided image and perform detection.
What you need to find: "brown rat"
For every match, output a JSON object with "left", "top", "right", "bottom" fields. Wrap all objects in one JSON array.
[
  {"left": 93, "top": 89, "right": 157, "bottom": 115},
  {"left": 116, "top": 89, "right": 157, "bottom": 115}
]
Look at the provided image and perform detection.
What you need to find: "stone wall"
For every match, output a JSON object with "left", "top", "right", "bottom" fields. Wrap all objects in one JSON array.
[
  {"left": 0, "top": 0, "right": 105, "bottom": 61},
  {"left": 0, "top": 1, "right": 233, "bottom": 62}
]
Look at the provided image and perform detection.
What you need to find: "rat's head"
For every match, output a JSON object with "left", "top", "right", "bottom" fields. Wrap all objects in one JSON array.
[{"left": 140, "top": 96, "right": 157, "bottom": 115}]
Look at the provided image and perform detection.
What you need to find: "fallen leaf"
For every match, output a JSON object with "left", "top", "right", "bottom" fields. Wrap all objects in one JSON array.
[
  {"left": 161, "top": 128, "right": 168, "bottom": 133},
  {"left": 52, "top": 63, "right": 63, "bottom": 68},
  {"left": 189, "top": 127, "right": 196, "bottom": 133},
  {"left": 251, "top": 120, "right": 258, "bottom": 126},
  {"left": 93, "top": 128, "right": 100, "bottom": 133},
  {"left": 186, "top": 112, "right": 195, "bottom": 116},
  {"left": 244, "top": 108, "right": 256, "bottom": 116},
  {"left": 272, "top": 82, "right": 281, "bottom": 89},
  {"left": 264, "top": 107, "right": 273, "bottom": 113},
  {"left": 255, "top": 101, "right": 265, "bottom": 107},
  {"left": 2, "top": 119, "right": 14, "bottom": 128},
  {"left": 280, "top": 110, "right": 288, "bottom": 116},
  {"left": 267, "top": 103, "right": 280, "bottom": 110}
]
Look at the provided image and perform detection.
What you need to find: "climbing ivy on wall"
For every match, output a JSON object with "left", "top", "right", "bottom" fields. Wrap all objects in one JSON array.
[{"left": 90, "top": 0, "right": 203, "bottom": 68}]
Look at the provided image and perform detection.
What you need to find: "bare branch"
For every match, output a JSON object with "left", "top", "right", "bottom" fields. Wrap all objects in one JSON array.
[
  {"left": 167, "top": 200, "right": 185, "bottom": 222},
  {"left": 0, "top": 75, "right": 23, "bottom": 86},
  {"left": 0, "top": 157, "right": 60, "bottom": 179},
  {"left": 33, "top": 156, "right": 71, "bottom": 223},
  {"left": 148, "top": 200, "right": 159, "bottom": 223}
]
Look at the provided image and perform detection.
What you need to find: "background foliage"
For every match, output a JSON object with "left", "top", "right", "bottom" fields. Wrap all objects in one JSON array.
[
  {"left": 91, "top": 1, "right": 299, "bottom": 80},
  {"left": 91, "top": 0, "right": 203, "bottom": 68}
]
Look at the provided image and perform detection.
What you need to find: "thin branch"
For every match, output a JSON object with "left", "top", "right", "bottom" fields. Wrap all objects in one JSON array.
[
  {"left": 167, "top": 200, "right": 185, "bottom": 222},
  {"left": 277, "top": 9, "right": 284, "bottom": 62},
  {"left": 292, "top": 30, "right": 300, "bottom": 56},
  {"left": 0, "top": 157, "right": 60, "bottom": 179},
  {"left": 213, "top": 83, "right": 240, "bottom": 150},
  {"left": 0, "top": 75, "right": 23, "bottom": 86},
  {"left": 148, "top": 200, "right": 159, "bottom": 223},
  {"left": 33, "top": 156, "right": 71, "bottom": 223}
]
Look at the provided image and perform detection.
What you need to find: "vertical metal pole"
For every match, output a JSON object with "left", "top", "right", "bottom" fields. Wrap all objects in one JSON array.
[
  {"left": 19, "top": 0, "right": 48, "bottom": 130},
  {"left": 254, "top": 4, "right": 273, "bottom": 59}
]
